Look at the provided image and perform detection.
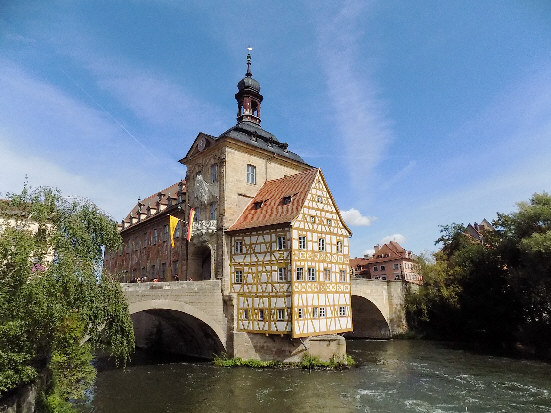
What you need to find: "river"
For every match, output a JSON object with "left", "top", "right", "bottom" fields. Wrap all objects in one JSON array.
[{"left": 77, "top": 340, "right": 551, "bottom": 412}]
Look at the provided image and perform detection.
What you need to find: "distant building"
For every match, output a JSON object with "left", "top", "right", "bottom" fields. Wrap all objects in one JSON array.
[
  {"left": 350, "top": 257, "right": 369, "bottom": 278},
  {"left": 465, "top": 219, "right": 494, "bottom": 244},
  {"left": 351, "top": 241, "right": 421, "bottom": 284}
]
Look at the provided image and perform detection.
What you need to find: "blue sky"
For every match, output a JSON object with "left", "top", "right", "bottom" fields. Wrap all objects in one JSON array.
[{"left": 1, "top": 1, "right": 550, "bottom": 257}]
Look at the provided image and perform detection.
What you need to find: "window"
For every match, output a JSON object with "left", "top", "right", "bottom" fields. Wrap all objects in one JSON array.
[
  {"left": 152, "top": 229, "right": 158, "bottom": 245},
  {"left": 319, "top": 307, "right": 326, "bottom": 317},
  {"left": 298, "top": 308, "right": 303, "bottom": 319},
  {"left": 312, "top": 307, "right": 318, "bottom": 318},
  {"left": 247, "top": 164, "right": 256, "bottom": 184},
  {"left": 337, "top": 241, "right": 343, "bottom": 253},
  {"left": 277, "top": 309, "right": 285, "bottom": 321},
  {"left": 324, "top": 268, "right": 331, "bottom": 282},
  {"left": 163, "top": 225, "right": 169, "bottom": 241},
  {"left": 143, "top": 233, "right": 148, "bottom": 248},
  {"left": 151, "top": 264, "right": 155, "bottom": 279},
  {"left": 310, "top": 216, "right": 315, "bottom": 223},
  {"left": 161, "top": 262, "right": 166, "bottom": 280},
  {"left": 278, "top": 267, "right": 287, "bottom": 282},
  {"left": 235, "top": 270, "right": 243, "bottom": 283},
  {"left": 193, "top": 208, "right": 200, "bottom": 223},
  {"left": 373, "top": 266, "right": 378, "bottom": 272},
  {"left": 308, "top": 267, "right": 316, "bottom": 281},
  {"left": 235, "top": 241, "right": 243, "bottom": 254},
  {"left": 380, "top": 265, "right": 386, "bottom": 271},
  {"left": 317, "top": 196, "right": 322, "bottom": 202},
  {"left": 299, "top": 236, "right": 306, "bottom": 250},
  {"left": 211, "top": 164, "right": 218, "bottom": 183},
  {"left": 393, "top": 263, "right": 399, "bottom": 270},
  {"left": 394, "top": 274, "right": 401, "bottom": 280},
  {"left": 253, "top": 201, "right": 263, "bottom": 210},
  {"left": 209, "top": 202, "right": 216, "bottom": 220},
  {"left": 327, "top": 219, "right": 332, "bottom": 226},
  {"left": 244, "top": 309, "right": 248, "bottom": 320},
  {"left": 174, "top": 221, "right": 181, "bottom": 238},
  {"left": 339, "top": 270, "right": 347, "bottom": 282},
  {"left": 296, "top": 267, "right": 304, "bottom": 281},
  {"left": 318, "top": 238, "right": 325, "bottom": 251},
  {"left": 283, "top": 196, "right": 292, "bottom": 205},
  {"left": 259, "top": 309, "right": 264, "bottom": 321},
  {"left": 277, "top": 236, "right": 286, "bottom": 250},
  {"left": 339, "top": 306, "right": 346, "bottom": 317}
]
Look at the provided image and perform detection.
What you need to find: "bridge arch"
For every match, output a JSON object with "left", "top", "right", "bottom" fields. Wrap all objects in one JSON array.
[
  {"left": 128, "top": 299, "right": 226, "bottom": 359},
  {"left": 347, "top": 295, "right": 391, "bottom": 339}
]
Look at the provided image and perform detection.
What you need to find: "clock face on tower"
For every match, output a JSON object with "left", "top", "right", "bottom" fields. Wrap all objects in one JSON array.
[{"left": 197, "top": 136, "right": 206, "bottom": 152}]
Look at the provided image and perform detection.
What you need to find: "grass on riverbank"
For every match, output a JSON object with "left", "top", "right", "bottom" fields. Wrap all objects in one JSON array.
[{"left": 213, "top": 353, "right": 355, "bottom": 369}]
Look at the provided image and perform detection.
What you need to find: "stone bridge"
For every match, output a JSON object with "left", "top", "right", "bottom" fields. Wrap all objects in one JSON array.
[
  {"left": 347, "top": 278, "right": 409, "bottom": 339},
  {"left": 122, "top": 278, "right": 409, "bottom": 358}
]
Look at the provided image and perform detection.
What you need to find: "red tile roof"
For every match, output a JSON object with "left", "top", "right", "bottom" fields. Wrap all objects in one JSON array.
[
  {"left": 228, "top": 168, "right": 320, "bottom": 232},
  {"left": 123, "top": 179, "right": 186, "bottom": 224}
]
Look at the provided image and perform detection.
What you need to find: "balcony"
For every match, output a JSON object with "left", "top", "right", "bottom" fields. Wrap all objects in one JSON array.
[{"left": 192, "top": 220, "right": 217, "bottom": 236}]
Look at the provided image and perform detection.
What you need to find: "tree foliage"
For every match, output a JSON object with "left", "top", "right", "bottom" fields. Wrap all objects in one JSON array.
[
  {"left": 0, "top": 185, "right": 134, "bottom": 409},
  {"left": 406, "top": 192, "right": 551, "bottom": 354}
]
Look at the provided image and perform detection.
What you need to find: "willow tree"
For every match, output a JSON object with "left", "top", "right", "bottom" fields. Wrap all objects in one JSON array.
[{"left": 0, "top": 185, "right": 134, "bottom": 410}]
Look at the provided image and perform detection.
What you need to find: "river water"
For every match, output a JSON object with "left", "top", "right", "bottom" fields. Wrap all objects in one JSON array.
[{"left": 78, "top": 340, "right": 551, "bottom": 413}]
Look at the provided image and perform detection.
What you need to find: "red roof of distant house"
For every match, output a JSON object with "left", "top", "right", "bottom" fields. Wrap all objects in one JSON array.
[
  {"left": 228, "top": 168, "right": 319, "bottom": 232},
  {"left": 350, "top": 257, "right": 369, "bottom": 268}
]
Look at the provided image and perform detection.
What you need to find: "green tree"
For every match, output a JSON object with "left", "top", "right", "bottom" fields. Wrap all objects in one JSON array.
[
  {"left": 0, "top": 185, "right": 134, "bottom": 410},
  {"left": 496, "top": 192, "right": 551, "bottom": 354},
  {"left": 406, "top": 193, "right": 551, "bottom": 348}
]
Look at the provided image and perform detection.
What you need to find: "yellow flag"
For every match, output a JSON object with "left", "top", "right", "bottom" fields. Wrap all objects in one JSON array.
[{"left": 169, "top": 215, "right": 179, "bottom": 248}]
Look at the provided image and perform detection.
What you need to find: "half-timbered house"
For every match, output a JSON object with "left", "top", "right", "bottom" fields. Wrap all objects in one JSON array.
[{"left": 227, "top": 168, "right": 353, "bottom": 338}]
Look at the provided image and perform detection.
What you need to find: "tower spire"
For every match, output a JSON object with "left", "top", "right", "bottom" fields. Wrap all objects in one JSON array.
[
  {"left": 235, "top": 47, "right": 263, "bottom": 125},
  {"left": 246, "top": 47, "right": 252, "bottom": 77}
]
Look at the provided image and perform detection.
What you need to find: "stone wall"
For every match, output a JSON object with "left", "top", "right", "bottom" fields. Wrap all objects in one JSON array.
[{"left": 232, "top": 332, "right": 346, "bottom": 362}]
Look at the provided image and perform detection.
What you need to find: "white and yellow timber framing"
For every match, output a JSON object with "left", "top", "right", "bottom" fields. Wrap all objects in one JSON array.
[
  {"left": 230, "top": 225, "right": 293, "bottom": 334},
  {"left": 230, "top": 170, "right": 352, "bottom": 338},
  {"left": 290, "top": 172, "right": 352, "bottom": 338}
]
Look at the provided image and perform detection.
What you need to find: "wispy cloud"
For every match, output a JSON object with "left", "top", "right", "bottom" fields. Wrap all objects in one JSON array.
[
  {"left": 341, "top": 208, "right": 376, "bottom": 226},
  {"left": 0, "top": 59, "right": 183, "bottom": 220},
  {"left": 313, "top": 2, "right": 393, "bottom": 194}
]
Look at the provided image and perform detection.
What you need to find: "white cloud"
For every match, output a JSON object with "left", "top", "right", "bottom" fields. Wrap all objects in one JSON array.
[
  {"left": 362, "top": 248, "right": 375, "bottom": 257},
  {"left": 314, "top": 3, "right": 393, "bottom": 192},
  {"left": 380, "top": 233, "right": 407, "bottom": 245},
  {"left": 341, "top": 208, "right": 376, "bottom": 226}
]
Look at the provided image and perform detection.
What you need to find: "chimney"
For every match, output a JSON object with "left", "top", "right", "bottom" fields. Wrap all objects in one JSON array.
[{"left": 374, "top": 244, "right": 380, "bottom": 253}]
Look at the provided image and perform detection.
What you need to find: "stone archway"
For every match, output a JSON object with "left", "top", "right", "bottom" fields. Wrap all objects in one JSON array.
[
  {"left": 188, "top": 243, "right": 212, "bottom": 280},
  {"left": 129, "top": 300, "right": 226, "bottom": 359},
  {"left": 346, "top": 295, "right": 391, "bottom": 339}
]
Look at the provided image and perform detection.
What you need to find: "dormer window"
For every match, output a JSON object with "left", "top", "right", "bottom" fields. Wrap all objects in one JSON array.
[
  {"left": 282, "top": 196, "right": 292, "bottom": 205},
  {"left": 253, "top": 201, "right": 263, "bottom": 210}
]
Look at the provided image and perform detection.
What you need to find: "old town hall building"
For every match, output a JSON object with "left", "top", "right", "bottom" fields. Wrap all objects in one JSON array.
[{"left": 104, "top": 53, "right": 353, "bottom": 343}]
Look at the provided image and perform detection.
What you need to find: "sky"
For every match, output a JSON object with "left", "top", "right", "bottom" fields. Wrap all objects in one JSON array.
[{"left": 1, "top": 1, "right": 550, "bottom": 258}]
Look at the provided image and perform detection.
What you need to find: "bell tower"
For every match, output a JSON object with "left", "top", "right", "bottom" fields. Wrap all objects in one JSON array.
[{"left": 235, "top": 51, "right": 263, "bottom": 124}]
